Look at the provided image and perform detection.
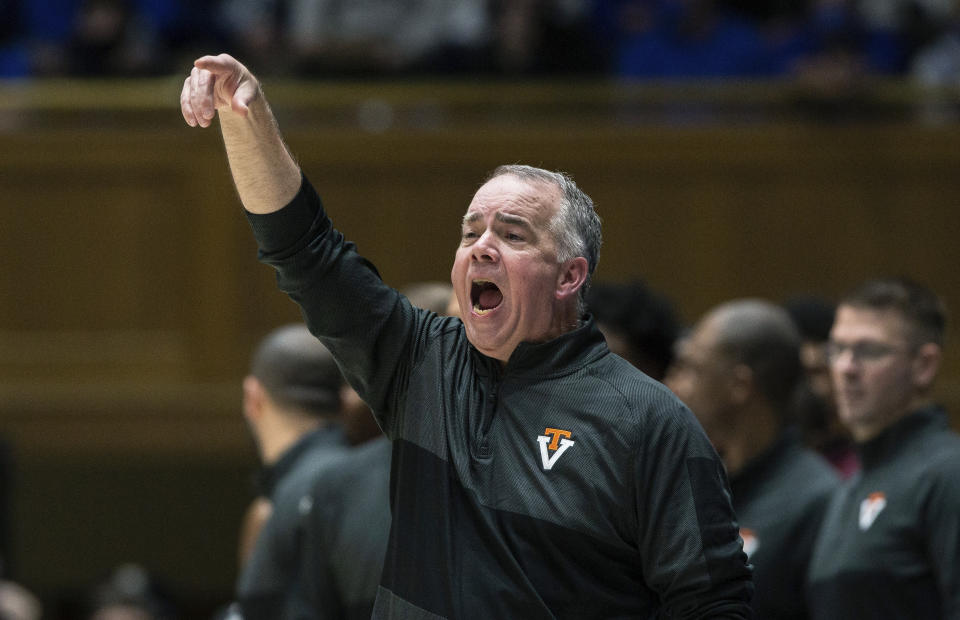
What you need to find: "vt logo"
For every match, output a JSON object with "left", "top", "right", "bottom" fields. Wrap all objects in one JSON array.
[
  {"left": 739, "top": 528, "right": 759, "bottom": 559},
  {"left": 537, "top": 428, "right": 575, "bottom": 471},
  {"left": 859, "top": 492, "right": 887, "bottom": 531}
]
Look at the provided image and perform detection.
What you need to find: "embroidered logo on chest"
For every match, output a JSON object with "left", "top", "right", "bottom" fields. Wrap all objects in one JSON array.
[
  {"left": 858, "top": 492, "right": 887, "bottom": 531},
  {"left": 536, "top": 427, "right": 575, "bottom": 471},
  {"left": 739, "top": 527, "right": 759, "bottom": 558}
]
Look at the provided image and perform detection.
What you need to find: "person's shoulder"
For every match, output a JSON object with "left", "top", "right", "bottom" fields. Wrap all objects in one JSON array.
[
  {"left": 779, "top": 443, "right": 841, "bottom": 501},
  {"left": 588, "top": 355, "right": 709, "bottom": 447},
  {"left": 908, "top": 415, "right": 960, "bottom": 468},
  {"left": 922, "top": 429, "right": 960, "bottom": 475},
  {"left": 311, "top": 437, "right": 391, "bottom": 492},
  {"left": 589, "top": 351, "right": 670, "bottom": 395},
  {"left": 277, "top": 443, "right": 351, "bottom": 500}
]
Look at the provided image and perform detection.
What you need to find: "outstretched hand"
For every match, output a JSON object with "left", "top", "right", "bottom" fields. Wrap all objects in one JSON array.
[{"left": 181, "top": 54, "right": 260, "bottom": 128}]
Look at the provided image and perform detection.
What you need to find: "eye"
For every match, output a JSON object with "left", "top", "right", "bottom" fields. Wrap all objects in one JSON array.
[
  {"left": 505, "top": 232, "right": 524, "bottom": 242},
  {"left": 462, "top": 230, "right": 478, "bottom": 240}
]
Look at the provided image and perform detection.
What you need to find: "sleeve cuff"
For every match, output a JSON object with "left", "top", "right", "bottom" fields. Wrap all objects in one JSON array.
[{"left": 245, "top": 174, "right": 324, "bottom": 254}]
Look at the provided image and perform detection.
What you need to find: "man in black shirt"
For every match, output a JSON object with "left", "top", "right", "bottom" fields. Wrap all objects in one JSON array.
[
  {"left": 807, "top": 277, "right": 960, "bottom": 619},
  {"left": 668, "top": 299, "right": 838, "bottom": 619},
  {"left": 233, "top": 324, "right": 348, "bottom": 619},
  {"left": 181, "top": 53, "right": 753, "bottom": 619}
]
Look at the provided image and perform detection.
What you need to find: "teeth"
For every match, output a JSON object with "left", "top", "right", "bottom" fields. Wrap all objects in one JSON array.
[{"left": 473, "top": 304, "right": 492, "bottom": 315}]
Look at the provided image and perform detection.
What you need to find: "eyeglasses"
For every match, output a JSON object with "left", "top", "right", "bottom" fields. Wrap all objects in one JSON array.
[{"left": 826, "top": 341, "right": 911, "bottom": 363}]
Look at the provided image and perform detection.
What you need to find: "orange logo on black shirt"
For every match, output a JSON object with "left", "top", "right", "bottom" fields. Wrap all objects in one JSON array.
[
  {"left": 537, "top": 428, "right": 575, "bottom": 471},
  {"left": 740, "top": 528, "right": 759, "bottom": 558},
  {"left": 858, "top": 492, "right": 887, "bottom": 531}
]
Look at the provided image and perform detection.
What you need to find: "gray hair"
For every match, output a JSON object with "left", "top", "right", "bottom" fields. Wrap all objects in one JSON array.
[{"left": 486, "top": 165, "right": 603, "bottom": 315}]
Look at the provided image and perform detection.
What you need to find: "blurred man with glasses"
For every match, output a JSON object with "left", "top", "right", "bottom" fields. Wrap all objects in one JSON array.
[{"left": 807, "top": 277, "right": 960, "bottom": 619}]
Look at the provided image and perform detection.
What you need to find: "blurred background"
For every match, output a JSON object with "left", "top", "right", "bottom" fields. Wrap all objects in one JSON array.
[{"left": 1, "top": 0, "right": 959, "bottom": 617}]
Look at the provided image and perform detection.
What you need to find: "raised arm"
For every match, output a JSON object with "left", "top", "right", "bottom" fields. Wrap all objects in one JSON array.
[{"left": 180, "top": 53, "right": 301, "bottom": 214}]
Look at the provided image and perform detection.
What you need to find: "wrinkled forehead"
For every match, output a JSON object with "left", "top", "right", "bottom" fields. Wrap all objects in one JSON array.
[{"left": 464, "top": 174, "right": 560, "bottom": 221}]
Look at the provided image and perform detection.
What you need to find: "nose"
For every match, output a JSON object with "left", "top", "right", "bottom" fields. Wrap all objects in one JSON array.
[
  {"left": 471, "top": 230, "right": 500, "bottom": 263},
  {"left": 831, "top": 349, "right": 859, "bottom": 376}
]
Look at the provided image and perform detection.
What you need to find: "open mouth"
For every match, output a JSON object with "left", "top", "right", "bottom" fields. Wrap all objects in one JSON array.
[{"left": 471, "top": 280, "right": 503, "bottom": 315}]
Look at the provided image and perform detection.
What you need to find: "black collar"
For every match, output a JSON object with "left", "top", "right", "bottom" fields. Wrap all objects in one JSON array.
[
  {"left": 257, "top": 425, "right": 344, "bottom": 495},
  {"left": 858, "top": 405, "right": 948, "bottom": 470},
  {"left": 472, "top": 314, "right": 609, "bottom": 380}
]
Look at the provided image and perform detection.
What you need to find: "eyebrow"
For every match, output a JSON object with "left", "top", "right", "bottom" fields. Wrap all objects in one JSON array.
[
  {"left": 461, "top": 211, "right": 532, "bottom": 228},
  {"left": 495, "top": 212, "right": 531, "bottom": 228}
]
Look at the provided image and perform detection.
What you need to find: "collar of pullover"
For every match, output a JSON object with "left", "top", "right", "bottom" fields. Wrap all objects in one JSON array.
[
  {"left": 257, "top": 425, "right": 343, "bottom": 496},
  {"left": 857, "top": 405, "right": 947, "bottom": 470},
  {"left": 474, "top": 314, "right": 609, "bottom": 380},
  {"left": 729, "top": 427, "right": 801, "bottom": 498}
]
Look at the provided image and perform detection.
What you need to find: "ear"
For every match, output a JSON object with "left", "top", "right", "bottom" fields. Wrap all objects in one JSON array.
[
  {"left": 911, "top": 342, "right": 942, "bottom": 390},
  {"left": 555, "top": 256, "right": 589, "bottom": 301},
  {"left": 728, "top": 363, "right": 754, "bottom": 407},
  {"left": 242, "top": 375, "right": 265, "bottom": 423}
]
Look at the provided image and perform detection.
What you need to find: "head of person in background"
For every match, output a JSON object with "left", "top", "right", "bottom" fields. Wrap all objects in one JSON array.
[
  {"left": 0, "top": 578, "right": 42, "bottom": 620},
  {"left": 585, "top": 280, "right": 682, "bottom": 381},
  {"left": 784, "top": 295, "right": 859, "bottom": 477},
  {"left": 828, "top": 277, "right": 946, "bottom": 443},
  {"left": 666, "top": 299, "right": 802, "bottom": 474},
  {"left": 86, "top": 563, "right": 175, "bottom": 620},
  {"left": 667, "top": 299, "right": 838, "bottom": 620},
  {"left": 237, "top": 324, "right": 345, "bottom": 568},
  {"left": 341, "top": 281, "right": 457, "bottom": 447},
  {"left": 243, "top": 324, "right": 344, "bottom": 466}
]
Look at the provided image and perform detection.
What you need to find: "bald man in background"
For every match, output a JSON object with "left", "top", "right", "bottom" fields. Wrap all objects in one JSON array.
[
  {"left": 668, "top": 299, "right": 838, "bottom": 619},
  {"left": 232, "top": 324, "right": 348, "bottom": 619}
]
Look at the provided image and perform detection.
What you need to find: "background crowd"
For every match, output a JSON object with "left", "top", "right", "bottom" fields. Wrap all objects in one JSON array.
[{"left": 1, "top": 0, "right": 960, "bottom": 86}]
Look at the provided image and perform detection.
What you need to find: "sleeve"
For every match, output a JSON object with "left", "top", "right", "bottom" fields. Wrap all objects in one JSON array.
[
  {"left": 634, "top": 400, "right": 754, "bottom": 619},
  {"left": 922, "top": 453, "right": 960, "bottom": 619},
  {"left": 245, "top": 175, "right": 439, "bottom": 436}
]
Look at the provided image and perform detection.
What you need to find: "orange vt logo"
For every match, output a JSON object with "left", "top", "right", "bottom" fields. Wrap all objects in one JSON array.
[
  {"left": 859, "top": 492, "right": 886, "bottom": 531},
  {"left": 537, "top": 428, "right": 575, "bottom": 471},
  {"left": 739, "top": 528, "right": 759, "bottom": 558}
]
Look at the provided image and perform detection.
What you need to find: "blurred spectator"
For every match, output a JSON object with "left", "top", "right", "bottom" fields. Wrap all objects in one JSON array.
[
  {"left": 789, "top": 0, "right": 904, "bottom": 94},
  {"left": 668, "top": 298, "right": 838, "bottom": 620},
  {"left": 5, "top": 0, "right": 197, "bottom": 76},
  {"left": 216, "top": 0, "right": 287, "bottom": 75},
  {"left": 808, "top": 277, "right": 959, "bottom": 619},
  {"left": 0, "top": 0, "right": 29, "bottom": 77},
  {"left": 597, "top": 0, "right": 771, "bottom": 78},
  {"left": 784, "top": 295, "right": 859, "bottom": 478},
  {"left": 86, "top": 563, "right": 175, "bottom": 620},
  {"left": 491, "top": 0, "right": 603, "bottom": 75},
  {"left": 911, "top": 4, "right": 960, "bottom": 92},
  {"left": 284, "top": 0, "right": 492, "bottom": 76},
  {"left": 0, "top": 578, "right": 42, "bottom": 620},
  {"left": 585, "top": 280, "right": 682, "bottom": 381},
  {"left": 232, "top": 324, "right": 348, "bottom": 619},
  {"left": 2, "top": 0, "right": 957, "bottom": 78}
]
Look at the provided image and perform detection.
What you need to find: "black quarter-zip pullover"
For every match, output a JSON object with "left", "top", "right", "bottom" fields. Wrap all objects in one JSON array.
[{"left": 246, "top": 175, "right": 754, "bottom": 619}]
